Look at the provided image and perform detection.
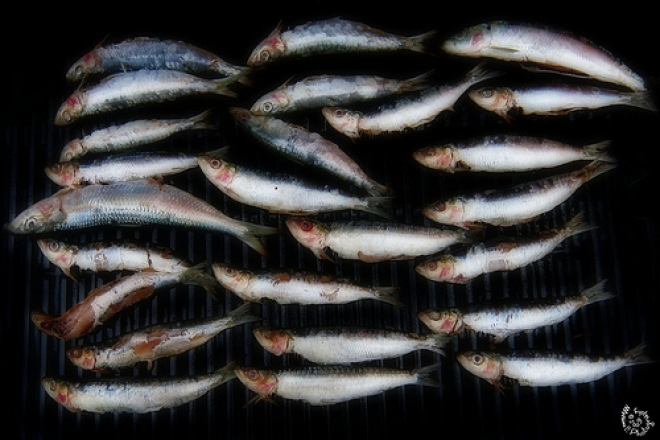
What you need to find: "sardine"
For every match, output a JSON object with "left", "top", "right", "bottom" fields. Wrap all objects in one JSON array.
[
  {"left": 43, "top": 362, "right": 235, "bottom": 413},
  {"left": 418, "top": 280, "right": 613, "bottom": 344},
  {"left": 285, "top": 217, "right": 469, "bottom": 262},
  {"left": 67, "top": 303, "right": 259, "bottom": 371},
  {"left": 442, "top": 22, "right": 646, "bottom": 91},
  {"left": 6, "top": 180, "right": 279, "bottom": 256},
  {"left": 253, "top": 327, "right": 450, "bottom": 364},
  {"left": 59, "top": 110, "right": 214, "bottom": 162},
  {"left": 457, "top": 344, "right": 649, "bottom": 390},
  {"left": 55, "top": 70, "right": 239, "bottom": 126},
  {"left": 235, "top": 364, "right": 439, "bottom": 405},
  {"left": 415, "top": 213, "right": 596, "bottom": 283},
  {"left": 322, "top": 66, "right": 499, "bottom": 138},
  {"left": 422, "top": 160, "right": 615, "bottom": 229},
  {"left": 211, "top": 263, "right": 401, "bottom": 306},
  {"left": 413, "top": 135, "right": 613, "bottom": 173},
  {"left": 31, "top": 266, "right": 218, "bottom": 341},
  {"left": 230, "top": 108, "right": 388, "bottom": 196},
  {"left": 247, "top": 18, "right": 436, "bottom": 67}
]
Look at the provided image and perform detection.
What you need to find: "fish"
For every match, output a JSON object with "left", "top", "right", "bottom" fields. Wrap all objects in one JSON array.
[
  {"left": 322, "top": 65, "right": 499, "bottom": 138},
  {"left": 415, "top": 213, "right": 596, "bottom": 283},
  {"left": 235, "top": 364, "right": 439, "bottom": 405},
  {"left": 457, "top": 344, "right": 650, "bottom": 390},
  {"left": 197, "top": 150, "right": 388, "bottom": 216},
  {"left": 31, "top": 266, "right": 218, "bottom": 341},
  {"left": 442, "top": 21, "right": 646, "bottom": 91},
  {"left": 285, "top": 217, "right": 469, "bottom": 263},
  {"left": 422, "top": 160, "right": 615, "bottom": 229},
  {"left": 67, "top": 303, "right": 259, "bottom": 371},
  {"left": 418, "top": 280, "right": 613, "bottom": 344},
  {"left": 37, "top": 239, "right": 190, "bottom": 280},
  {"left": 249, "top": 72, "right": 431, "bottom": 115},
  {"left": 229, "top": 108, "right": 388, "bottom": 196},
  {"left": 253, "top": 326, "right": 450, "bottom": 364},
  {"left": 413, "top": 135, "right": 614, "bottom": 173},
  {"left": 58, "top": 110, "right": 215, "bottom": 162},
  {"left": 247, "top": 17, "right": 436, "bottom": 67},
  {"left": 46, "top": 152, "right": 200, "bottom": 188},
  {"left": 211, "top": 263, "right": 401, "bottom": 306},
  {"left": 66, "top": 37, "right": 248, "bottom": 82},
  {"left": 469, "top": 85, "right": 656, "bottom": 121},
  {"left": 6, "top": 180, "right": 279, "bottom": 256},
  {"left": 42, "top": 362, "right": 235, "bottom": 413},
  {"left": 55, "top": 70, "right": 240, "bottom": 126}
]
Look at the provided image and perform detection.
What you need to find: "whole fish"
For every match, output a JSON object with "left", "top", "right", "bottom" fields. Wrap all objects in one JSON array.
[
  {"left": 55, "top": 70, "right": 239, "bottom": 126},
  {"left": 43, "top": 362, "right": 235, "bottom": 413},
  {"left": 67, "top": 303, "right": 259, "bottom": 371},
  {"left": 248, "top": 18, "right": 436, "bottom": 67},
  {"left": 67, "top": 37, "right": 247, "bottom": 82},
  {"left": 457, "top": 344, "right": 649, "bottom": 390},
  {"left": 418, "top": 280, "right": 613, "bottom": 344},
  {"left": 31, "top": 267, "right": 217, "bottom": 341},
  {"left": 250, "top": 72, "right": 431, "bottom": 115},
  {"left": 235, "top": 364, "right": 439, "bottom": 405},
  {"left": 422, "top": 160, "right": 615, "bottom": 229},
  {"left": 46, "top": 152, "right": 199, "bottom": 188},
  {"left": 442, "top": 22, "right": 646, "bottom": 91},
  {"left": 469, "top": 85, "right": 656, "bottom": 121},
  {"left": 230, "top": 108, "right": 388, "bottom": 196},
  {"left": 6, "top": 180, "right": 279, "bottom": 256},
  {"left": 212, "top": 263, "right": 401, "bottom": 306},
  {"left": 59, "top": 110, "right": 214, "bottom": 162},
  {"left": 285, "top": 217, "right": 469, "bottom": 262},
  {"left": 198, "top": 150, "right": 388, "bottom": 216},
  {"left": 253, "top": 326, "right": 450, "bottom": 364},
  {"left": 37, "top": 239, "right": 190, "bottom": 280},
  {"left": 415, "top": 213, "right": 595, "bottom": 283},
  {"left": 322, "top": 66, "right": 499, "bottom": 138},
  {"left": 413, "top": 135, "right": 613, "bottom": 173}
]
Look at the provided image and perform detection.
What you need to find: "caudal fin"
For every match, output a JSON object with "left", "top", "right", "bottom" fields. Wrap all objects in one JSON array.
[
  {"left": 239, "top": 222, "right": 281, "bottom": 257},
  {"left": 627, "top": 91, "right": 658, "bottom": 112},
  {"left": 562, "top": 211, "right": 598, "bottom": 239},
  {"left": 624, "top": 343, "right": 653, "bottom": 366},
  {"left": 405, "top": 30, "right": 439, "bottom": 55},
  {"left": 373, "top": 286, "right": 403, "bottom": 307},
  {"left": 180, "top": 264, "right": 220, "bottom": 299},
  {"left": 579, "top": 279, "right": 615, "bottom": 305},
  {"left": 189, "top": 109, "right": 216, "bottom": 131}
]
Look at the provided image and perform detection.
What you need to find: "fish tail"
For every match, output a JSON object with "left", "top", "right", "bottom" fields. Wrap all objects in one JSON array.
[
  {"left": 211, "top": 361, "right": 238, "bottom": 386},
  {"left": 239, "top": 223, "right": 281, "bottom": 257},
  {"left": 364, "top": 180, "right": 390, "bottom": 197},
  {"left": 189, "top": 109, "right": 216, "bottom": 130},
  {"left": 562, "top": 211, "right": 598, "bottom": 239},
  {"left": 225, "top": 302, "right": 261, "bottom": 327},
  {"left": 211, "top": 75, "right": 244, "bottom": 98},
  {"left": 465, "top": 62, "right": 504, "bottom": 85},
  {"left": 363, "top": 196, "right": 392, "bottom": 219},
  {"left": 405, "top": 30, "right": 439, "bottom": 55},
  {"left": 582, "top": 140, "right": 616, "bottom": 163},
  {"left": 626, "top": 91, "right": 658, "bottom": 112},
  {"left": 575, "top": 160, "right": 617, "bottom": 183},
  {"left": 624, "top": 343, "right": 653, "bottom": 366},
  {"left": 400, "top": 70, "right": 435, "bottom": 92},
  {"left": 579, "top": 279, "right": 615, "bottom": 305},
  {"left": 375, "top": 286, "right": 403, "bottom": 307},
  {"left": 424, "top": 334, "right": 453, "bottom": 357},
  {"left": 180, "top": 263, "right": 220, "bottom": 299},
  {"left": 414, "top": 362, "right": 442, "bottom": 387}
]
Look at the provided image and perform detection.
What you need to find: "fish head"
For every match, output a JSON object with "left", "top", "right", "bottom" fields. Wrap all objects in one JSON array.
[
  {"left": 322, "top": 107, "right": 362, "bottom": 138},
  {"left": 285, "top": 218, "right": 328, "bottom": 257},
  {"left": 252, "top": 327, "right": 293, "bottom": 355},
  {"left": 235, "top": 367, "right": 278, "bottom": 398},
  {"left": 412, "top": 146, "right": 456, "bottom": 171},
  {"left": 37, "top": 239, "right": 77, "bottom": 274},
  {"left": 415, "top": 256, "right": 457, "bottom": 282},
  {"left": 457, "top": 351, "right": 503, "bottom": 382},
  {"left": 228, "top": 106, "right": 264, "bottom": 129},
  {"left": 442, "top": 23, "right": 492, "bottom": 56},
  {"left": 45, "top": 162, "right": 80, "bottom": 188},
  {"left": 6, "top": 195, "right": 65, "bottom": 234},
  {"left": 66, "top": 50, "right": 101, "bottom": 82},
  {"left": 55, "top": 91, "right": 85, "bottom": 126},
  {"left": 422, "top": 197, "right": 466, "bottom": 227},
  {"left": 250, "top": 91, "right": 290, "bottom": 115},
  {"left": 211, "top": 263, "right": 253, "bottom": 295},
  {"left": 59, "top": 139, "right": 87, "bottom": 162},
  {"left": 417, "top": 308, "right": 464, "bottom": 335},
  {"left": 248, "top": 25, "right": 286, "bottom": 67},
  {"left": 468, "top": 87, "right": 514, "bottom": 115},
  {"left": 42, "top": 377, "right": 76, "bottom": 411},
  {"left": 198, "top": 155, "right": 237, "bottom": 188},
  {"left": 66, "top": 346, "right": 97, "bottom": 370}
]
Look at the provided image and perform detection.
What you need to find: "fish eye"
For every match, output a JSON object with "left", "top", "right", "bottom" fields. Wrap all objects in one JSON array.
[
  {"left": 210, "top": 159, "right": 222, "bottom": 169},
  {"left": 259, "top": 50, "right": 270, "bottom": 63},
  {"left": 435, "top": 202, "right": 447, "bottom": 212},
  {"left": 427, "top": 261, "right": 438, "bottom": 271},
  {"left": 262, "top": 102, "right": 274, "bottom": 113},
  {"left": 334, "top": 109, "right": 346, "bottom": 118},
  {"left": 24, "top": 217, "right": 38, "bottom": 231},
  {"left": 247, "top": 369, "right": 261, "bottom": 381},
  {"left": 224, "top": 267, "right": 236, "bottom": 276},
  {"left": 472, "top": 354, "right": 484, "bottom": 365},
  {"left": 481, "top": 89, "right": 493, "bottom": 98},
  {"left": 48, "top": 241, "right": 60, "bottom": 252},
  {"left": 300, "top": 220, "right": 314, "bottom": 232}
]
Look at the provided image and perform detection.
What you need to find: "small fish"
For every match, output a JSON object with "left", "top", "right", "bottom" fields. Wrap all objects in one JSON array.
[
  {"left": 285, "top": 217, "right": 469, "bottom": 262},
  {"left": 212, "top": 263, "right": 401, "bottom": 306},
  {"left": 43, "top": 362, "right": 235, "bottom": 413},
  {"left": 6, "top": 180, "right": 279, "bottom": 256},
  {"left": 198, "top": 150, "right": 388, "bottom": 216},
  {"left": 415, "top": 213, "right": 596, "bottom": 283},
  {"left": 235, "top": 364, "right": 439, "bottom": 405},
  {"left": 413, "top": 135, "right": 613, "bottom": 173},
  {"left": 249, "top": 72, "right": 431, "bottom": 115},
  {"left": 457, "top": 344, "right": 650, "bottom": 390},
  {"left": 46, "top": 152, "right": 199, "bottom": 187},
  {"left": 67, "top": 37, "right": 247, "bottom": 82},
  {"left": 422, "top": 160, "right": 615, "bottom": 229},
  {"left": 67, "top": 304, "right": 259, "bottom": 371},
  {"left": 469, "top": 85, "right": 656, "bottom": 121},
  {"left": 37, "top": 239, "right": 190, "bottom": 280},
  {"left": 59, "top": 110, "right": 215, "bottom": 162},
  {"left": 248, "top": 17, "right": 436, "bottom": 67},
  {"left": 31, "top": 266, "right": 218, "bottom": 341},
  {"left": 253, "top": 327, "right": 450, "bottom": 364},
  {"left": 322, "top": 65, "right": 499, "bottom": 138},
  {"left": 230, "top": 108, "right": 388, "bottom": 196},
  {"left": 442, "top": 22, "right": 646, "bottom": 91},
  {"left": 55, "top": 70, "right": 239, "bottom": 126},
  {"left": 418, "top": 280, "right": 613, "bottom": 344}
]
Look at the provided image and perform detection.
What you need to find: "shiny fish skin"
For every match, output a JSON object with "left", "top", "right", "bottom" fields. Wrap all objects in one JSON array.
[
  {"left": 248, "top": 18, "right": 436, "bottom": 67},
  {"left": 42, "top": 363, "right": 235, "bottom": 413},
  {"left": 442, "top": 22, "right": 646, "bottom": 91}
]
